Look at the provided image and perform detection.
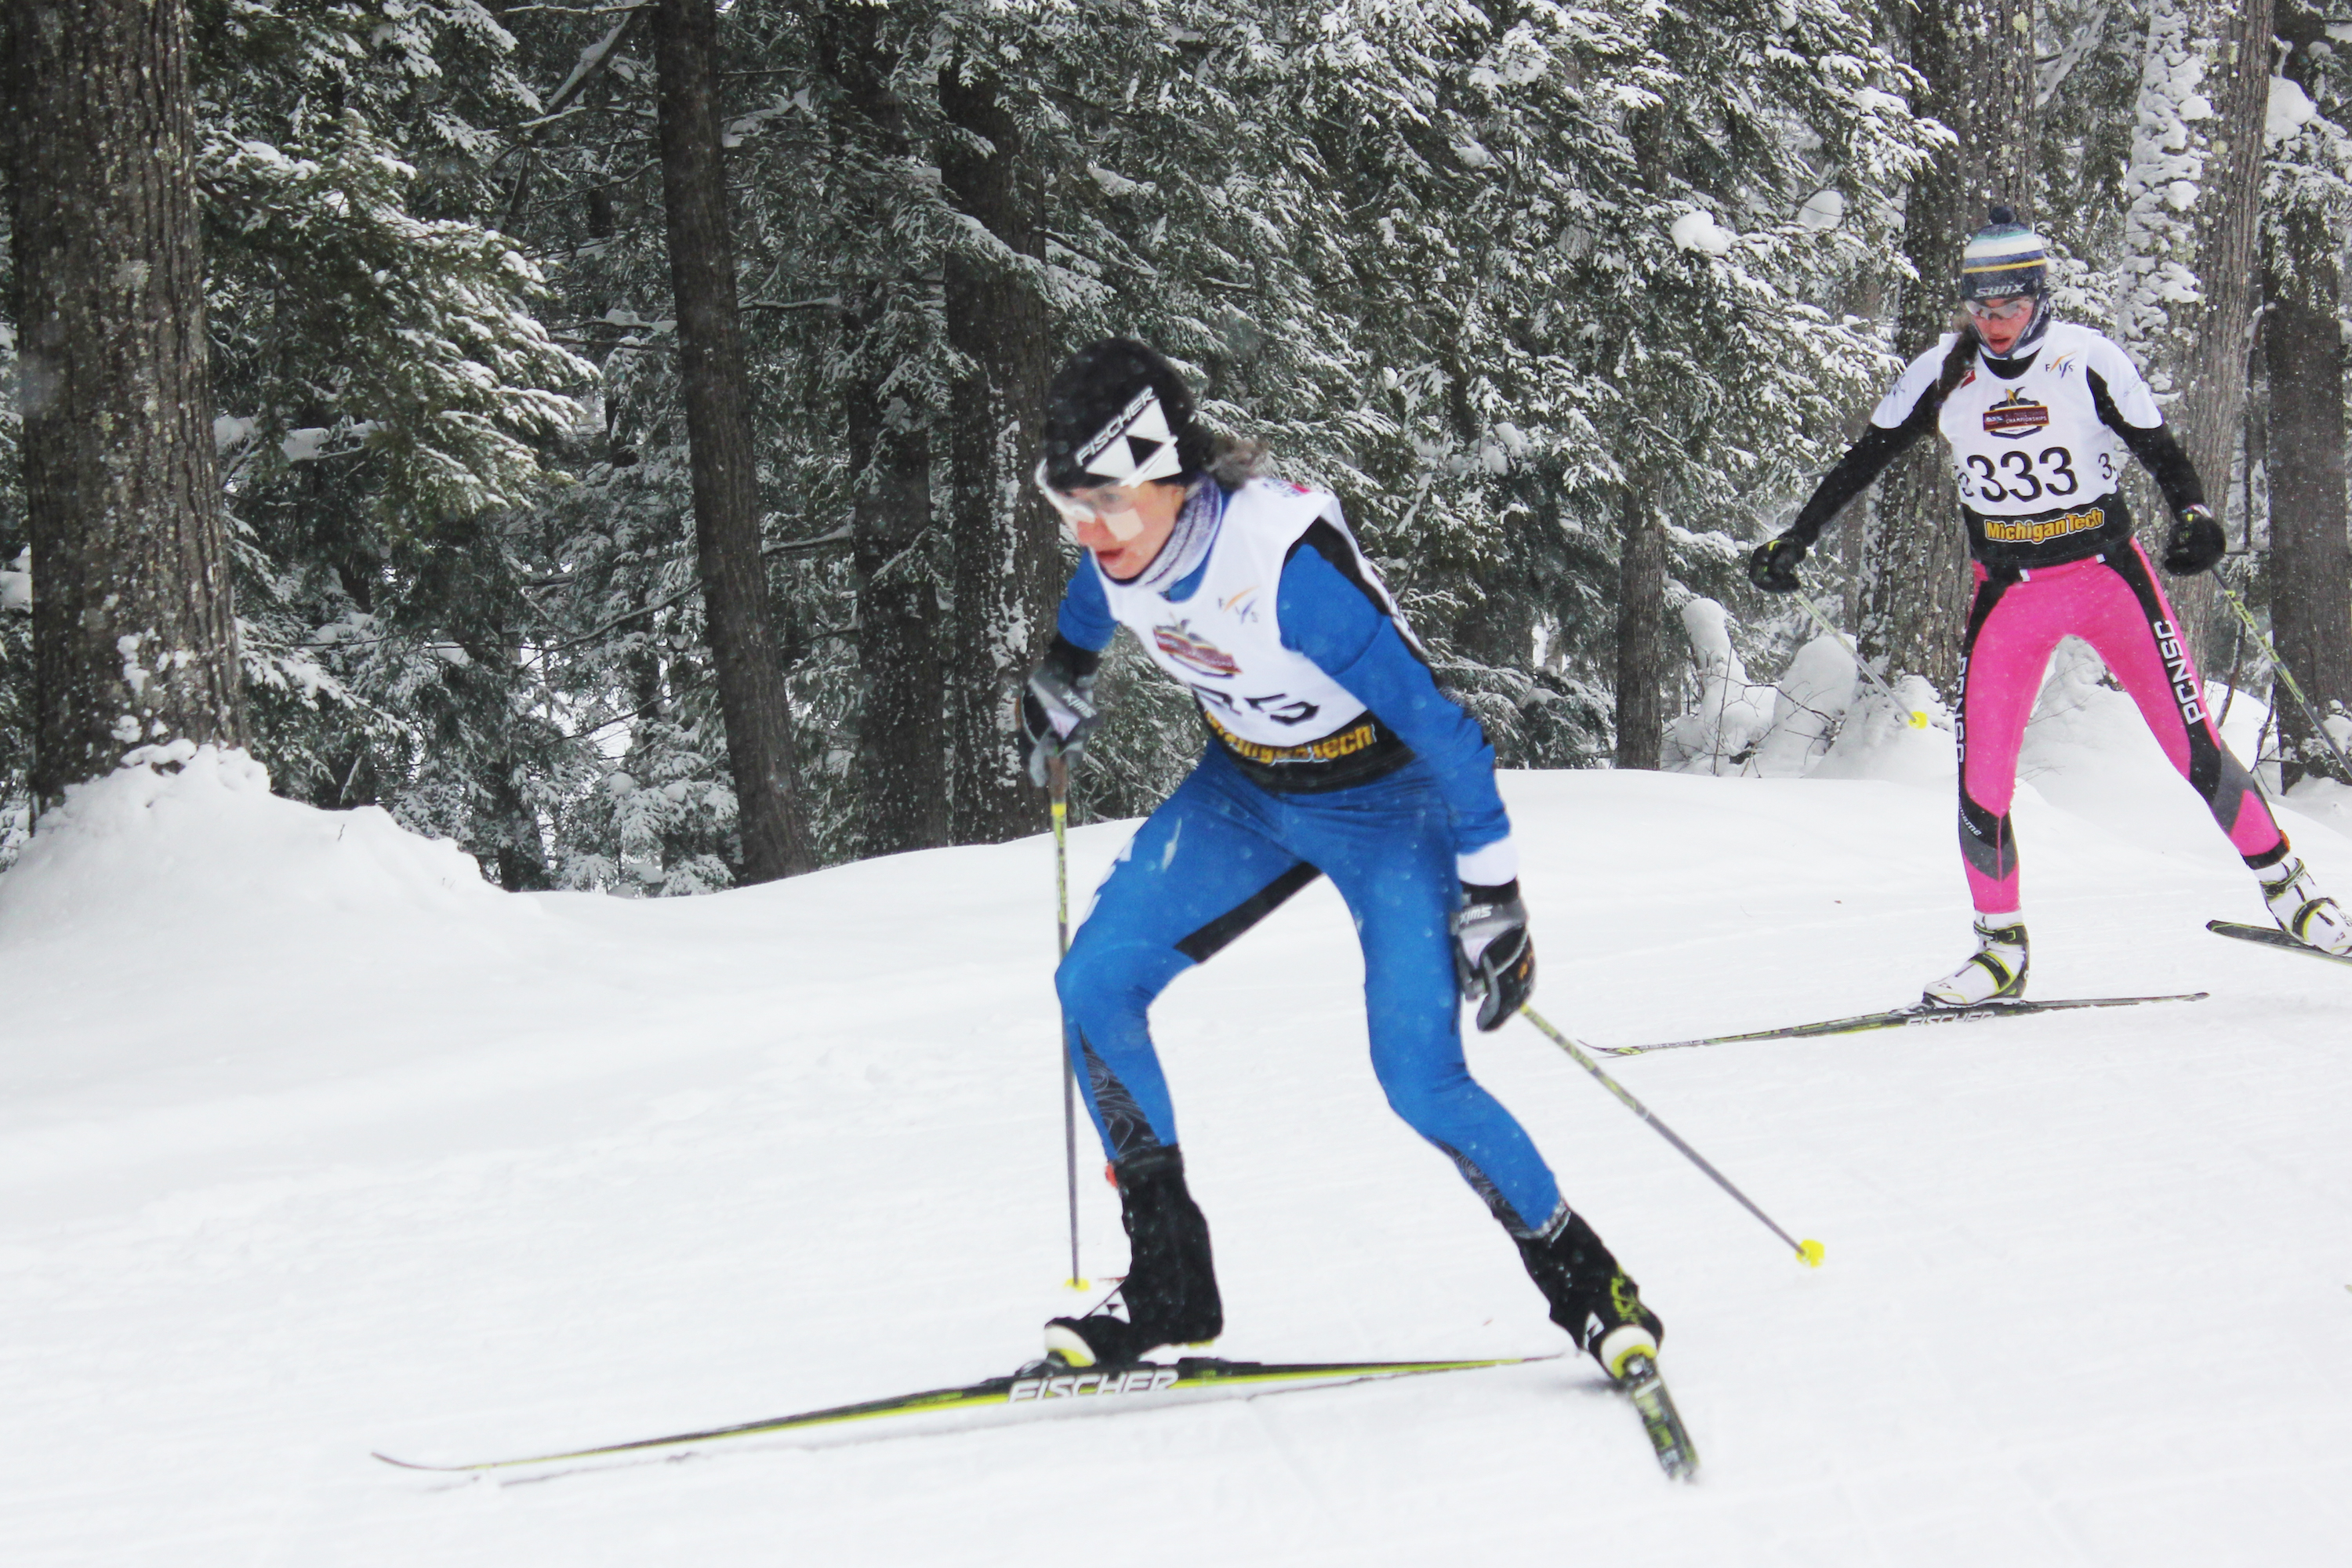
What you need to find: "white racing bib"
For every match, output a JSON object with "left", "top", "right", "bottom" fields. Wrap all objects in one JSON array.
[
  {"left": 1091, "top": 477, "right": 1410, "bottom": 758},
  {"left": 1874, "top": 322, "right": 2162, "bottom": 554}
]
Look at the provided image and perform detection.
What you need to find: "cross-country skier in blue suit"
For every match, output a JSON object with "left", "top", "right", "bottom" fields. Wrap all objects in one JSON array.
[{"left": 1019, "top": 339, "right": 1664, "bottom": 1381}]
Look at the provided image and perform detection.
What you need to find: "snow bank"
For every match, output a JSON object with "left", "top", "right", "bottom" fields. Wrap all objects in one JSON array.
[
  {"left": 1748, "top": 633, "right": 1857, "bottom": 776},
  {"left": 1803, "top": 639, "right": 2352, "bottom": 873},
  {"left": 1810, "top": 672, "right": 1951, "bottom": 786},
  {"left": 0, "top": 742, "right": 506, "bottom": 953},
  {"left": 1661, "top": 597, "right": 1774, "bottom": 773}
]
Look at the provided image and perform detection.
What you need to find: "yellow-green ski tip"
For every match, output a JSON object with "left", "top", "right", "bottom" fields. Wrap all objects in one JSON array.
[{"left": 1797, "top": 1240, "right": 1825, "bottom": 1267}]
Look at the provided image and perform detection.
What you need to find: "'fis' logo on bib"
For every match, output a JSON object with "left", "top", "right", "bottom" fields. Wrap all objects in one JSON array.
[
  {"left": 1983, "top": 390, "right": 2051, "bottom": 439},
  {"left": 1153, "top": 619, "right": 1240, "bottom": 677}
]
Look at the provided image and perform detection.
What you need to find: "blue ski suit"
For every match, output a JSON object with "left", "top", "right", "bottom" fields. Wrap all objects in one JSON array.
[{"left": 1054, "top": 477, "right": 1566, "bottom": 1237}]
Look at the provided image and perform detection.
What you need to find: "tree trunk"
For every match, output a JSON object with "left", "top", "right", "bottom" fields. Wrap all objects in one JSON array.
[
  {"left": 1613, "top": 488, "right": 1668, "bottom": 769},
  {"left": 488, "top": 760, "right": 551, "bottom": 891},
  {"left": 649, "top": 0, "right": 813, "bottom": 880},
  {"left": 7, "top": 0, "right": 242, "bottom": 814},
  {"left": 822, "top": 5, "right": 948, "bottom": 855},
  {"left": 1858, "top": 0, "right": 2036, "bottom": 697},
  {"left": 849, "top": 416, "right": 947, "bottom": 853},
  {"left": 2114, "top": 0, "right": 2274, "bottom": 666},
  {"left": 2266, "top": 0, "right": 2352, "bottom": 787},
  {"left": 940, "top": 62, "right": 1056, "bottom": 844}
]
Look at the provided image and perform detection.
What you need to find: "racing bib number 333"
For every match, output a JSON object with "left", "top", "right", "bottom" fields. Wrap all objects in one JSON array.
[{"left": 1955, "top": 445, "right": 2107, "bottom": 505}]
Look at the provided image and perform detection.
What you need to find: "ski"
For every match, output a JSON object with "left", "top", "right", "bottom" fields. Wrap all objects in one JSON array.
[
  {"left": 1596, "top": 991, "right": 2209, "bottom": 1057},
  {"left": 372, "top": 1352, "right": 1557, "bottom": 1473},
  {"left": 2208, "top": 920, "right": 2352, "bottom": 967},
  {"left": 1617, "top": 1354, "right": 1697, "bottom": 1480}
]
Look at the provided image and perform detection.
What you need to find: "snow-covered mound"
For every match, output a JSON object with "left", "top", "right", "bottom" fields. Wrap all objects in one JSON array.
[
  {"left": 0, "top": 743, "right": 506, "bottom": 950},
  {"left": 2, "top": 687, "right": 2347, "bottom": 1567}
]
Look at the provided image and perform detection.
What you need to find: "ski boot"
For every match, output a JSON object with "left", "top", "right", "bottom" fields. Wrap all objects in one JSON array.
[
  {"left": 1922, "top": 915, "right": 2029, "bottom": 1007},
  {"left": 2259, "top": 855, "right": 2352, "bottom": 956},
  {"left": 1516, "top": 1209, "right": 1663, "bottom": 1381},
  {"left": 1044, "top": 1145, "right": 1221, "bottom": 1367}
]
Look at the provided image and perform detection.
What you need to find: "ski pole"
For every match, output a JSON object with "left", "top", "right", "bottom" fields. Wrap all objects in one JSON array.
[
  {"left": 2213, "top": 581, "right": 2352, "bottom": 786},
  {"left": 1518, "top": 1005, "right": 1824, "bottom": 1268},
  {"left": 1790, "top": 588, "right": 1929, "bottom": 730},
  {"left": 1047, "top": 756, "right": 1088, "bottom": 1290}
]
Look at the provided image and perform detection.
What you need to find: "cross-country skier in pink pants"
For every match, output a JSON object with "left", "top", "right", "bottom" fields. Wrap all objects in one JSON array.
[{"left": 1748, "top": 208, "right": 2352, "bottom": 1004}]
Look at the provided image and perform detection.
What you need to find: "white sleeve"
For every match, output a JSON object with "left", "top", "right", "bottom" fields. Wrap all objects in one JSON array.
[
  {"left": 2085, "top": 335, "right": 2163, "bottom": 429},
  {"left": 1867, "top": 338, "right": 1955, "bottom": 430},
  {"left": 1457, "top": 837, "right": 1519, "bottom": 887}
]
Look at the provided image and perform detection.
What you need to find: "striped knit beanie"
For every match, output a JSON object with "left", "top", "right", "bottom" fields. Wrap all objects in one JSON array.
[{"left": 1959, "top": 206, "right": 2049, "bottom": 302}]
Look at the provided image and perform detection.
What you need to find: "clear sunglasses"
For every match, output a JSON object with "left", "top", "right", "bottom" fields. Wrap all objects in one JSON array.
[
  {"left": 1034, "top": 461, "right": 1147, "bottom": 543},
  {"left": 1964, "top": 295, "right": 2035, "bottom": 325}
]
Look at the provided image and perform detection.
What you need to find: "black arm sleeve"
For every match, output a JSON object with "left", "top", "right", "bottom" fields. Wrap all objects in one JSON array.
[
  {"left": 1785, "top": 397, "right": 1939, "bottom": 546},
  {"left": 2088, "top": 368, "right": 2205, "bottom": 514}
]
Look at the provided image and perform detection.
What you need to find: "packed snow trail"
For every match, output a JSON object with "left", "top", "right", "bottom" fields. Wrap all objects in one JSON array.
[{"left": 2, "top": 704, "right": 2349, "bottom": 1566}]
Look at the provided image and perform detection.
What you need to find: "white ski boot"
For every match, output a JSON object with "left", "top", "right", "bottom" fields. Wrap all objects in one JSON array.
[
  {"left": 1922, "top": 916, "right": 2030, "bottom": 1007},
  {"left": 2259, "top": 856, "right": 2352, "bottom": 956}
]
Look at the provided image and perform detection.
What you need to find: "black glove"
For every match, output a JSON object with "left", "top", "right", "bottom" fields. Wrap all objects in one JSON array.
[
  {"left": 1748, "top": 533, "right": 1808, "bottom": 594},
  {"left": 2161, "top": 503, "right": 2225, "bottom": 577},
  {"left": 1019, "top": 637, "right": 1102, "bottom": 789},
  {"left": 1453, "top": 880, "right": 1535, "bottom": 1033}
]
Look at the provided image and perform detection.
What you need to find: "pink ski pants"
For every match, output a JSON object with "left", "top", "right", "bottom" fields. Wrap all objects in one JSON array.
[{"left": 1955, "top": 540, "right": 2284, "bottom": 914}]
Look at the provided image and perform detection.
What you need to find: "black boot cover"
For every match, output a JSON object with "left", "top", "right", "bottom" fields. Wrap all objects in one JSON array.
[
  {"left": 1515, "top": 1210, "right": 1664, "bottom": 1378},
  {"left": 1045, "top": 1145, "right": 1221, "bottom": 1365}
]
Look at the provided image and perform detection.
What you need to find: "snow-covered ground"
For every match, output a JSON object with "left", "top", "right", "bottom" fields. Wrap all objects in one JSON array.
[{"left": 2, "top": 681, "right": 2348, "bottom": 1566}]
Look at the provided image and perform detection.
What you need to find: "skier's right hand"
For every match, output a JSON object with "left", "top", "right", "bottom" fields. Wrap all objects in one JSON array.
[
  {"left": 1748, "top": 533, "right": 1807, "bottom": 594},
  {"left": 1020, "top": 637, "right": 1103, "bottom": 789},
  {"left": 1454, "top": 882, "right": 1535, "bottom": 1032}
]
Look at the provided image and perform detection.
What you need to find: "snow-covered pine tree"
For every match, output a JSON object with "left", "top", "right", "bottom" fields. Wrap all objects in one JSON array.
[
  {"left": 1276, "top": 0, "right": 1929, "bottom": 767},
  {"left": 1856, "top": 0, "right": 2035, "bottom": 697},
  {"left": 2261, "top": 0, "right": 2352, "bottom": 784},
  {"left": 1004, "top": 0, "right": 1935, "bottom": 779},
  {"left": 192, "top": 0, "right": 596, "bottom": 887},
  {"left": 480, "top": 9, "right": 764, "bottom": 893},
  {"left": 2111, "top": 0, "right": 2274, "bottom": 665},
  {"left": 0, "top": 0, "right": 1990, "bottom": 877}
]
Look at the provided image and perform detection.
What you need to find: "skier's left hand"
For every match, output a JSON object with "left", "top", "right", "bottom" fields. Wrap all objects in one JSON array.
[
  {"left": 2161, "top": 503, "right": 2225, "bottom": 577},
  {"left": 1454, "top": 881, "right": 1535, "bottom": 1032}
]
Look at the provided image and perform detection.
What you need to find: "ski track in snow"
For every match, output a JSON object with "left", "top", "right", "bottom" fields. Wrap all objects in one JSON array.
[{"left": 2, "top": 692, "right": 2349, "bottom": 1566}]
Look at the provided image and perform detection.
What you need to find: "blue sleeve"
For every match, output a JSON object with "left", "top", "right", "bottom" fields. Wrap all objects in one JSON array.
[
  {"left": 1277, "top": 543, "right": 1511, "bottom": 854},
  {"left": 1055, "top": 558, "right": 1117, "bottom": 652}
]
